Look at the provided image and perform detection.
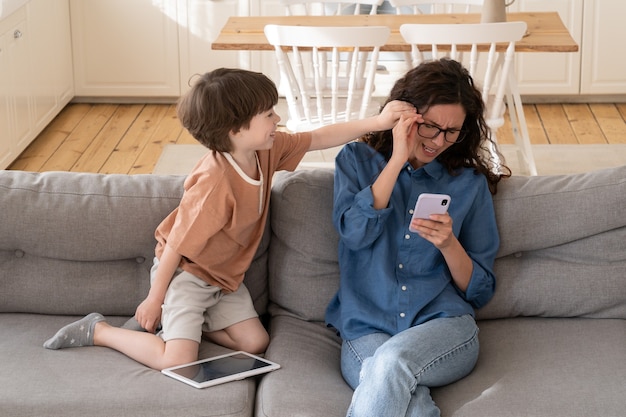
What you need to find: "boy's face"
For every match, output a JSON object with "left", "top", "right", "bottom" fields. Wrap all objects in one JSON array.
[{"left": 233, "top": 108, "right": 281, "bottom": 152}]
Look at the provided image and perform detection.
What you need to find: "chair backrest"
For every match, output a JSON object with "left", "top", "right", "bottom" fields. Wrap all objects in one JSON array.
[
  {"left": 388, "top": 0, "right": 482, "bottom": 14},
  {"left": 389, "top": 1, "right": 483, "bottom": 70},
  {"left": 280, "top": 0, "right": 384, "bottom": 16},
  {"left": 264, "top": 24, "right": 390, "bottom": 132},
  {"left": 399, "top": 21, "right": 526, "bottom": 128}
]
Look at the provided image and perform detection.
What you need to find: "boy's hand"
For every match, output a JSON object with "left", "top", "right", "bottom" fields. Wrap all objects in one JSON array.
[
  {"left": 389, "top": 112, "right": 422, "bottom": 165},
  {"left": 135, "top": 296, "right": 162, "bottom": 333},
  {"left": 376, "top": 100, "right": 418, "bottom": 131}
]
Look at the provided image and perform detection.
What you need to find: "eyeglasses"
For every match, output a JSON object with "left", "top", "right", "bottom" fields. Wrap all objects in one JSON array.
[{"left": 417, "top": 123, "right": 467, "bottom": 144}]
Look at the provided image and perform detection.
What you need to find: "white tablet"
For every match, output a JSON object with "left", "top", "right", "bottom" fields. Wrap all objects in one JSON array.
[{"left": 161, "top": 351, "right": 281, "bottom": 389}]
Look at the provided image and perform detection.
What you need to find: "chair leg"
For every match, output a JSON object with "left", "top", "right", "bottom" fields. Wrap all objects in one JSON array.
[
  {"left": 507, "top": 71, "right": 538, "bottom": 176},
  {"left": 403, "top": 51, "right": 413, "bottom": 71},
  {"left": 488, "top": 130, "right": 505, "bottom": 175}
]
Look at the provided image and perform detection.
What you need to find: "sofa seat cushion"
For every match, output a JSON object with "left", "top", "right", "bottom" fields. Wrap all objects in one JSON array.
[
  {"left": 259, "top": 316, "right": 626, "bottom": 417},
  {"left": 433, "top": 317, "right": 626, "bottom": 417},
  {"left": 256, "top": 316, "right": 352, "bottom": 417},
  {"left": 0, "top": 314, "right": 256, "bottom": 417}
]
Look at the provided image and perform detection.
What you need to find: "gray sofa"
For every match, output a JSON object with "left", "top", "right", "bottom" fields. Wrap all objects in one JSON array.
[{"left": 1, "top": 165, "right": 625, "bottom": 417}]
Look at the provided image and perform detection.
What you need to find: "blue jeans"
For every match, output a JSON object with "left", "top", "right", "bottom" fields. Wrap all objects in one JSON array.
[{"left": 341, "top": 315, "right": 479, "bottom": 417}]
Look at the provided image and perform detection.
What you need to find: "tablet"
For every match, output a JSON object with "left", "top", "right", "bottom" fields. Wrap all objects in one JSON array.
[{"left": 161, "top": 351, "right": 281, "bottom": 389}]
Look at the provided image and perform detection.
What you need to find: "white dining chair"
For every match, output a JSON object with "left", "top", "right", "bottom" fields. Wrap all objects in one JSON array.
[
  {"left": 264, "top": 24, "right": 390, "bottom": 132},
  {"left": 277, "top": 1, "right": 387, "bottom": 100},
  {"left": 399, "top": 21, "right": 538, "bottom": 175},
  {"left": 279, "top": 0, "right": 384, "bottom": 16},
  {"left": 388, "top": 1, "right": 483, "bottom": 70}
]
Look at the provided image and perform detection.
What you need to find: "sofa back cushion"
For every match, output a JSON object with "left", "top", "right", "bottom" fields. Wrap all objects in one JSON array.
[
  {"left": 268, "top": 165, "right": 626, "bottom": 323},
  {"left": 269, "top": 169, "right": 338, "bottom": 322},
  {"left": 477, "top": 165, "right": 626, "bottom": 320},
  {"left": 0, "top": 171, "right": 268, "bottom": 316}
]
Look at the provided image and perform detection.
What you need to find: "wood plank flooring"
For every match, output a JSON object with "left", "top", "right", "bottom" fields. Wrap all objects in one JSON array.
[{"left": 8, "top": 102, "right": 626, "bottom": 174}]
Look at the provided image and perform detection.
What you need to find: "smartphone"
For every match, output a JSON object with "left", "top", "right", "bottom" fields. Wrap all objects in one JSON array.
[{"left": 409, "top": 193, "right": 451, "bottom": 232}]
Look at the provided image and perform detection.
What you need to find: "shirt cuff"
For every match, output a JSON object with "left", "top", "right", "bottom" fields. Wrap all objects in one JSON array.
[{"left": 355, "top": 185, "right": 393, "bottom": 219}]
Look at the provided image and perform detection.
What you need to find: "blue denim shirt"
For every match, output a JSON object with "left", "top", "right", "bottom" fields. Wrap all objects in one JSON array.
[{"left": 325, "top": 142, "right": 498, "bottom": 340}]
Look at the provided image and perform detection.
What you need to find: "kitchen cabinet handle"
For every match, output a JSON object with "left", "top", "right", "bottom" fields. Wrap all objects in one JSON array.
[{"left": 14, "top": 30, "right": 23, "bottom": 39}]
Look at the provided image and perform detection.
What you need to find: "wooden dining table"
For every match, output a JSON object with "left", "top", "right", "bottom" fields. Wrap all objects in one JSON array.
[{"left": 212, "top": 12, "right": 578, "bottom": 53}]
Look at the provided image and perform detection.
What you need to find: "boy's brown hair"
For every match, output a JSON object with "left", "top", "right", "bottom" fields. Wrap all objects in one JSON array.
[{"left": 177, "top": 68, "right": 279, "bottom": 152}]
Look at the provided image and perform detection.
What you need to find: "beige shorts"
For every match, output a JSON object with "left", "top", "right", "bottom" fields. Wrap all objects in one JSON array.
[{"left": 150, "top": 258, "right": 258, "bottom": 343}]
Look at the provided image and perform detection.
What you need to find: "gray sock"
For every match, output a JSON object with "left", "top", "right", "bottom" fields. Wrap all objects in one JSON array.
[{"left": 43, "top": 313, "right": 105, "bottom": 350}]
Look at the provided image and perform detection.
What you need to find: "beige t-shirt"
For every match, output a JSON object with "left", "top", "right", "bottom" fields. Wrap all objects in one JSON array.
[{"left": 155, "top": 131, "right": 312, "bottom": 292}]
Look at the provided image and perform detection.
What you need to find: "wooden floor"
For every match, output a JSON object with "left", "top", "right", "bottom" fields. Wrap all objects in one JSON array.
[{"left": 8, "top": 102, "right": 626, "bottom": 174}]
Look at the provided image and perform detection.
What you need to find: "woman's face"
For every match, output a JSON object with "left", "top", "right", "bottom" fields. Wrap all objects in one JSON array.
[{"left": 409, "top": 103, "right": 466, "bottom": 169}]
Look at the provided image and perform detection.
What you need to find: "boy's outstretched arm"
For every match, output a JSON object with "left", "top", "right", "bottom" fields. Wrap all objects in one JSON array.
[{"left": 308, "top": 100, "right": 416, "bottom": 151}]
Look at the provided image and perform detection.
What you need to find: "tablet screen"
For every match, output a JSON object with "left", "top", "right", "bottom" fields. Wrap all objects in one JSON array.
[{"left": 162, "top": 351, "right": 280, "bottom": 389}]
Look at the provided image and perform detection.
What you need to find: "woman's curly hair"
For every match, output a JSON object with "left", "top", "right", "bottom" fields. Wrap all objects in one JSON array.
[{"left": 363, "top": 58, "right": 510, "bottom": 194}]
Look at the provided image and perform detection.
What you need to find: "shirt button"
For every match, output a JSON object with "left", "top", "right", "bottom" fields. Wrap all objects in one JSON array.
[
  {"left": 400, "top": 313, "right": 406, "bottom": 318},
  {"left": 401, "top": 285, "right": 407, "bottom": 291},
  {"left": 398, "top": 264, "right": 404, "bottom": 269},
  {"left": 409, "top": 209, "right": 414, "bottom": 214},
  {"left": 405, "top": 234, "right": 410, "bottom": 240}
]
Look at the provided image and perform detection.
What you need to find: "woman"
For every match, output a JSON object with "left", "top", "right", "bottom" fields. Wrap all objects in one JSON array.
[{"left": 325, "top": 58, "right": 510, "bottom": 417}]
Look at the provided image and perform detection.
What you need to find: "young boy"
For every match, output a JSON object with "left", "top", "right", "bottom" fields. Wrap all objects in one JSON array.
[{"left": 43, "top": 68, "right": 415, "bottom": 371}]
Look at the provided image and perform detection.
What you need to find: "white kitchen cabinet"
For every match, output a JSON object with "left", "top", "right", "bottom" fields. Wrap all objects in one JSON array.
[
  {"left": 513, "top": 0, "right": 626, "bottom": 97},
  {"left": 178, "top": 0, "right": 252, "bottom": 95},
  {"left": 0, "top": 7, "right": 32, "bottom": 169},
  {"left": 27, "top": 0, "right": 73, "bottom": 133},
  {"left": 0, "top": 0, "right": 73, "bottom": 169},
  {"left": 70, "top": 0, "right": 180, "bottom": 97},
  {"left": 69, "top": 0, "right": 258, "bottom": 97},
  {"left": 505, "top": 0, "right": 583, "bottom": 96},
  {"left": 580, "top": 0, "right": 626, "bottom": 94},
  {"left": 0, "top": 29, "right": 10, "bottom": 168}
]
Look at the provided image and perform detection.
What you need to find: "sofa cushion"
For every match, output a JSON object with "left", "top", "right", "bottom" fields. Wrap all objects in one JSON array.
[
  {"left": 0, "top": 172, "right": 183, "bottom": 316},
  {"left": 478, "top": 165, "right": 626, "bottom": 320},
  {"left": 433, "top": 317, "right": 626, "bottom": 417},
  {"left": 0, "top": 171, "right": 269, "bottom": 316},
  {"left": 268, "top": 169, "right": 338, "bottom": 322},
  {"left": 0, "top": 314, "right": 256, "bottom": 417},
  {"left": 493, "top": 164, "right": 626, "bottom": 257},
  {"left": 268, "top": 166, "right": 626, "bottom": 323},
  {"left": 257, "top": 316, "right": 626, "bottom": 417},
  {"left": 256, "top": 316, "right": 352, "bottom": 417}
]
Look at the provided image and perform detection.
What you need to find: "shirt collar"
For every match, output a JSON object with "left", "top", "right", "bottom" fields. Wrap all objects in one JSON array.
[{"left": 405, "top": 159, "right": 446, "bottom": 180}]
